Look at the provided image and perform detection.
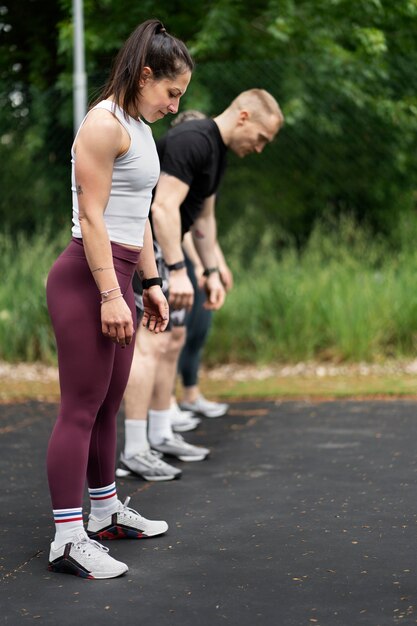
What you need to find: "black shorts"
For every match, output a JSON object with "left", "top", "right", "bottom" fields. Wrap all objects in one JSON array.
[{"left": 133, "top": 240, "right": 187, "bottom": 330}]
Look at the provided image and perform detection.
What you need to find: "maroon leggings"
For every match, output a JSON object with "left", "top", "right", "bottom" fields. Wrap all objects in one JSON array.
[{"left": 46, "top": 238, "right": 140, "bottom": 510}]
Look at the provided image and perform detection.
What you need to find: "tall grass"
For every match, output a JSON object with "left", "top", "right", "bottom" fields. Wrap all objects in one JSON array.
[
  {"left": 3, "top": 216, "right": 417, "bottom": 365},
  {"left": 0, "top": 227, "right": 68, "bottom": 363},
  {"left": 204, "top": 215, "right": 417, "bottom": 364}
]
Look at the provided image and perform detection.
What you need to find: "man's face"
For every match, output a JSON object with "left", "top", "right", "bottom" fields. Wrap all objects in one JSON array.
[{"left": 230, "top": 113, "right": 280, "bottom": 158}]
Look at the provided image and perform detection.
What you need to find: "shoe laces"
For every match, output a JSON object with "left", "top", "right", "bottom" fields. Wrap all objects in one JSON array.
[
  {"left": 142, "top": 449, "right": 164, "bottom": 461},
  {"left": 73, "top": 533, "right": 109, "bottom": 556},
  {"left": 170, "top": 433, "right": 201, "bottom": 451},
  {"left": 118, "top": 497, "right": 145, "bottom": 522},
  {"left": 139, "top": 449, "right": 169, "bottom": 468}
]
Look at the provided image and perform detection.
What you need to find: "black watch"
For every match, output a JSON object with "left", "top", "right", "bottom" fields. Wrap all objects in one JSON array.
[
  {"left": 202, "top": 267, "right": 219, "bottom": 277},
  {"left": 167, "top": 260, "right": 186, "bottom": 271},
  {"left": 142, "top": 277, "right": 163, "bottom": 289}
]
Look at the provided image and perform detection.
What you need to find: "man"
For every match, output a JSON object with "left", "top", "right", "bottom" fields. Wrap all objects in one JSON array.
[{"left": 117, "top": 89, "right": 284, "bottom": 481}]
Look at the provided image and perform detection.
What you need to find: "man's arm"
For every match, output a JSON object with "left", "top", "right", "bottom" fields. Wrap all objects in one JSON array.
[
  {"left": 183, "top": 231, "right": 234, "bottom": 292},
  {"left": 182, "top": 231, "right": 204, "bottom": 286},
  {"left": 135, "top": 219, "right": 169, "bottom": 333},
  {"left": 190, "top": 195, "right": 226, "bottom": 310},
  {"left": 215, "top": 241, "right": 234, "bottom": 292},
  {"left": 151, "top": 173, "right": 194, "bottom": 310},
  {"left": 151, "top": 173, "right": 189, "bottom": 265},
  {"left": 190, "top": 195, "right": 219, "bottom": 270}
]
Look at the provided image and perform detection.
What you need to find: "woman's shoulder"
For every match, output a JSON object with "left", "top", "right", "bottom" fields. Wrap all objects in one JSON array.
[
  {"left": 74, "top": 106, "right": 126, "bottom": 157},
  {"left": 82, "top": 107, "right": 123, "bottom": 135}
]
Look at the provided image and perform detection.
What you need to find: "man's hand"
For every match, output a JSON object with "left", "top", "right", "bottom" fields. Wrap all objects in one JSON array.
[
  {"left": 219, "top": 264, "right": 234, "bottom": 292},
  {"left": 142, "top": 286, "right": 169, "bottom": 333},
  {"left": 204, "top": 272, "right": 226, "bottom": 310},
  {"left": 168, "top": 270, "right": 194, "bottom": 310}
]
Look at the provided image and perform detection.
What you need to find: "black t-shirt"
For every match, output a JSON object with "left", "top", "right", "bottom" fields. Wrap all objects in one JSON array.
[{"left": 155, "top": 118, "right": 228, "bottom": 236}]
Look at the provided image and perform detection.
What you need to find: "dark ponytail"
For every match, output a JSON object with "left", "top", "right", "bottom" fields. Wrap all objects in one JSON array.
[{"left": 94, "top": 19, "right": 194, "bottom": 117}]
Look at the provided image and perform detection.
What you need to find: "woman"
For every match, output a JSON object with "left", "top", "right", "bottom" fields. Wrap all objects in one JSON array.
[{"left": 46, "top": 19, "right": 193, "bottom": 579}]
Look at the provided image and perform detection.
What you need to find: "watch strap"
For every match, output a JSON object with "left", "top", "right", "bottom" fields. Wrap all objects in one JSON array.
[
  {"left": 167, "top": 260, "right": 186, "bottom": 271},
  {"left": 202, "top": 267, "right": 219, "bottom": 277},
  {"left": 142, "top": 277, "right": 163, "bottom": 289}
]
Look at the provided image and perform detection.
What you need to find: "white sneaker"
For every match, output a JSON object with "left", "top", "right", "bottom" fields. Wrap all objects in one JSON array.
[
  {"left": 170, "top": 402, "right": 201, "bottom": 433},
  {"left": 151, "top": 433, "right": 210, "bottom": 462},
  {"left": 87, "top": 497, "right": 168, "bottom": 540},
  {"left": 48, "top": 530, "right": 128, "bottom": 579},
  {"left": 180, "top": 395, "right": 229, "bottom": 418}
]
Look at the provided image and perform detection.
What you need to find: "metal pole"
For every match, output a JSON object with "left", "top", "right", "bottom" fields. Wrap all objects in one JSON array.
[{"left": 73, "top": 0, "right": 87, "bottom": 134}]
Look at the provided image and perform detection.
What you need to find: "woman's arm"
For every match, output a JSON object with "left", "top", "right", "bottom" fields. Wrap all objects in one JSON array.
[{"left": 74, "top": 109, "right": 135, "bottom": 346}]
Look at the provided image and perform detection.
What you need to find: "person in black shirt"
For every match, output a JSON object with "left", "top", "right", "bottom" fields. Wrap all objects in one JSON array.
[
  {"left": 155, "top": 116, "right": 228, "bottom": 237},
  {"left": 117, "top": 90, "right": 284, "bottom": 480},
  {"left": 155, "top": 111, "right": 232, "bottom": 421}
]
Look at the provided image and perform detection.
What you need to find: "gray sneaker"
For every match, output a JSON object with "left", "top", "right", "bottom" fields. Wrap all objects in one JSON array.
[
  {"left": 170, "top": 403, "right": 201, "bottom": 433},
  {"left": 180, "top": 395, "right": 229, "bottom": 418},
  {"left": 116, "top": 450, "right": 182, "bottom": 481},
  {"left": 151, "top": 433, "right": 210, "bottom": 462}
]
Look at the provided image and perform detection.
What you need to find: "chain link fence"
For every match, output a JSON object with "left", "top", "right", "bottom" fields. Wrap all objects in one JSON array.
[{"left": 1, "top": 55, "right": 416, "bottom": 257}]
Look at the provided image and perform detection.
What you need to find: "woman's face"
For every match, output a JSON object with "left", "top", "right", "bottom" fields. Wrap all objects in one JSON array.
[{"left": 138, "top": 69, "right": 192, "bottom": 123}]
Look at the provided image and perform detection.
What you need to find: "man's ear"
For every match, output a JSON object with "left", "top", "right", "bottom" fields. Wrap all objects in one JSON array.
[
  {"left": 237, "top": 109, "right": 250, "bottom": 125},
  {"left": 139, "top": 66, "right": 153, "bottom": 87}
]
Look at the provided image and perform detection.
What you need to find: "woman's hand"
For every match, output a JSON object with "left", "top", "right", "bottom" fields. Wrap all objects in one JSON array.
[
  {"left": 142, "top": 286, "right": 170, "bottom": 333},
  {"left": 101, "top": 296, "right": 135, "bottom": 347}
]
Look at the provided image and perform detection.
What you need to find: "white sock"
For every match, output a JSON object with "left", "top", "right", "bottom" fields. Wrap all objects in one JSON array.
[
  {"left": 124, "top": 419, "right": 150, "bottom": 458},
  {"left": 88, "top": 482, "right": 118, "bottom": 520},
  {"left": 148, "top": 408, "right": 173, "bottom": 444},
  {"left": 53, "top": 507, "right": 84, "bottom": 548}
]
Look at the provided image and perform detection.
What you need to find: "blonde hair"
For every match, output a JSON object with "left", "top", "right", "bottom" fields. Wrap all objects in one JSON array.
[{"left": 230, "top": 89, "right": 284, "bottom": 128}]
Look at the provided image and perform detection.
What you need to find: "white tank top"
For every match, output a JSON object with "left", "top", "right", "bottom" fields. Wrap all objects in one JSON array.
[{"left": 71, "top": 100, "right": 160, "bottom": 247}]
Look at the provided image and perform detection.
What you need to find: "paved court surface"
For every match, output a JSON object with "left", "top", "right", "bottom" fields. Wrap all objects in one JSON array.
[{"left": 1, "top": 399, "right": 417, "bottom": 625}]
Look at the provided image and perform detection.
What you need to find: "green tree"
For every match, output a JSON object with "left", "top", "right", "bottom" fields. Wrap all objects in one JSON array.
[
  {"left": 0, "top": 0, "right": 70, "bottom": 231},
  {"left": 186, "top": 1, "right": 417, "bottom": 245},
  {"left": 1, "top": 0, "right": 417, "bottom": 249}
]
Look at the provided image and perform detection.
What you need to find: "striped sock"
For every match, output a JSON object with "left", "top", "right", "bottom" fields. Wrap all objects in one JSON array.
[
  {"left": 88, "top": 482, "right": 118, "bottom": 520},
  {"left": 53, "top": 507, "right": 84, "bottom": 548}
]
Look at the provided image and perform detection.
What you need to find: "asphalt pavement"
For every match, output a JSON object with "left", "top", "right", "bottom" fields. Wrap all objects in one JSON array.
[{"left": 2, "top": 398, "right": 417, "bottom": 625}]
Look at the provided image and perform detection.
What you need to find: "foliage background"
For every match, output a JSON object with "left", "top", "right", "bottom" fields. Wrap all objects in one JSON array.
[{"left": 1, "top": 0, "right": 417, "bottom": 363}]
